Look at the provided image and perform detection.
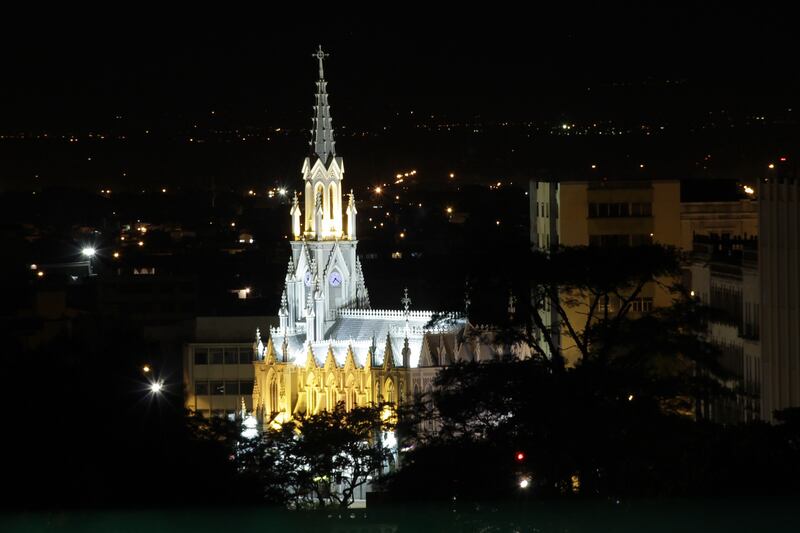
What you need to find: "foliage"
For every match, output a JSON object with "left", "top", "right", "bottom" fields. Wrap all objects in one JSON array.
[
  {"left": 379, "top": 245, "right": 800, "bottom": 501},
  {"left": 237, "top": 402, "right": 395, "bottom": 509}
]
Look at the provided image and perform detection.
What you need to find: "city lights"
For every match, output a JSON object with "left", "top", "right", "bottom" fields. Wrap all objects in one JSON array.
[
  {"left": 150, "top": 381, "right": 163, "bottom": 393},
  {"left": 744, "top": 185, "right": 755, "bottom": 195},
  {"left": 519, "top": 478, "right": 530, "bottom": 489},
  {"left": 142, "top": 364, "right": 151, "bottom": 373},
  {"left": 81, "top": 247, "right": 96, "bottom": 258}
]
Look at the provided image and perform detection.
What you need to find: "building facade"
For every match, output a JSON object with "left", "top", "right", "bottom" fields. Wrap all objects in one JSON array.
[
  {"left": 246, "top": 49, "right": 528, "bottom": 429},
  {"left": 759, "top": 176, "right": 800, "bottom": 421},
  {"left": 529, "top": 179, "right": 681, "bottom": 364},
  {"left": 688, "top": 235, "right": 761, "bottom": 422}
]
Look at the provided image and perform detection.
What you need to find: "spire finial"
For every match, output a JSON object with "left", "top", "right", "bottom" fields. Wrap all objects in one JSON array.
[
  {"left": 313, "top": 45, "right": 329, "bottom": 80},
  {"left": 401, "top": 287, "right": 411, "bottom": 313}
]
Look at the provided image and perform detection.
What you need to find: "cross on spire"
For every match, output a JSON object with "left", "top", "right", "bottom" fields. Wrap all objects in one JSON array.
[{"left": 313, "top": 45, "right": 329, "bottom": 80}]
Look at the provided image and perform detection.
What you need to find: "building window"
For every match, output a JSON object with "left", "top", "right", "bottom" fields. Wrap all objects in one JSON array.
[
  {"left": 225, "top": 381, "right": 239, "bottom": 395},
  {"left": 210, "top": 381, "right": 225, "bottom": 395},
  {"left": 224, "top": 348, "right": 238, "bottom": 365},
  {"left": 239, "top": 348, "right": 253, "bottom": 363},
  {"left": 240, "top": 380, "right": 254, "bottom": 395},
  {"left": 631, "top": 202, "right": 652, "bottom": 216},
  {"left": 210, "top": 349, "right": 224, "bottom": 365},
  {"left": 194, "top": 348, "right": 208, "bottom": 365},
  {"left": 195, "top": 382, "right": 209, "bottom": 395},
  {"left": 631, "top": 297, "right": 653, "bottom": 313},
  {"left": 588, "top": 203, "right": 598, "bottom": 218}
]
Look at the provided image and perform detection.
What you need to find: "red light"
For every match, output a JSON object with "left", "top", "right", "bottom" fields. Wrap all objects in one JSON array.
[
  {"left": 515, "top": 452, "right": 525, "bottom": 461},
  {"left": 780, "top": 157, "right": 787, "bottom": 162}
]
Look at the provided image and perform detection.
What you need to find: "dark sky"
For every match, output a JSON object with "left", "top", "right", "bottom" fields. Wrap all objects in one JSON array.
[{"left": 2, "top": 5, "right": 798, "bottom": 131}]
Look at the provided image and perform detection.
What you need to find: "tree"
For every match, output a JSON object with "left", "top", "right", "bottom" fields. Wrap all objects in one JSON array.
[
  {"left": 380, "top": 245, "right": 749, "bottom": 501},
  {"left": 237, "top": 402, "right": 395, "bottom": 509},
  {"left": 528, "top": 245, "right": 683, "bottom": 366}
]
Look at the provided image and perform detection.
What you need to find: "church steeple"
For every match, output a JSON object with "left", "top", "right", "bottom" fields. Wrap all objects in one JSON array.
[
  {"left": 311, "top": 45, "right": 335, "bottom": 164},
  {"left": 301, "top": 45, "right": 345, "bottom": 240}
]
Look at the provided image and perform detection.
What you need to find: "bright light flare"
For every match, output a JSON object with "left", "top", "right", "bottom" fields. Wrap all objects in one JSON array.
[
  {"left": 81, "top": 247, "right": 96, "bottom": 258},
  {"left": 519, "top": 478, "right": 530, "bottom": 489},
  {"left": 150, "top": 381, "right": 163, "bottom": 393},
  {"left": 744, "top": 185, "right": 754, "bottom": 195}
]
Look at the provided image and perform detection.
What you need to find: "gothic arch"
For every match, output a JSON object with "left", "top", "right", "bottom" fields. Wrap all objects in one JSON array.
[
  {"left": 328, "top": 182, "right": 337, "bottom": 222},
  {"left": 314, "top": 182, "right": 325, "bottom": 231},
  {"left": 346, "top": 373, "right": 356, "bottom": 410},
  {"left": 384, "top": 377, "right": 395, "bottom": 404}
]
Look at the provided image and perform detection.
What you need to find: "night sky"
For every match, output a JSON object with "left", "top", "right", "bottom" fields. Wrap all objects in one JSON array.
[
  {"left": 1, "top": 6, "right": 798, "bottom": 189},
  {"left": 2, "top": 6, "right": 798, "bottom": 129}
]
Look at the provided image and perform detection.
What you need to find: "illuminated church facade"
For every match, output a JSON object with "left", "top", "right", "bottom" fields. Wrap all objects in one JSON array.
[{"left": 251, "top": 48, "right": 529, "bottom": 429}]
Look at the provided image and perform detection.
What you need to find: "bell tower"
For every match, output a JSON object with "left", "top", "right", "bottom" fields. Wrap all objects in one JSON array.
[
  {"left": 299, "top": 45, "right": 344, "bottom": 240},
  {"left": 281, "top": 46, "right": 369, "bottom": 340}
]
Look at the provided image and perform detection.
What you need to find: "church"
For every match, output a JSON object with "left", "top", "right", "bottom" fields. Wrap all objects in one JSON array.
[{"left": 251, "top": 48, "right": 529, "bottom": 429}]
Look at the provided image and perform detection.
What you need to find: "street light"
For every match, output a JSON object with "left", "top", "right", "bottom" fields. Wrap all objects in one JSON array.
[
  {"left": 150, "top": 381, "right": 164, "bottom": 394},
  {"left": 81, "top": 246, "right": 96, "bottom": 258}
]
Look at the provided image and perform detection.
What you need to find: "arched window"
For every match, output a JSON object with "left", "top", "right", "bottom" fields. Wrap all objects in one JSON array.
[
  {"left": 269, "top": 378, "right": 279, "bottom": 414},
  {"left": 314, "top": 183, "right": 324, "bottom": 213},
  {"left": 384, "top": 378, "right": 395, "bottom": 404},
  {"left": 328, "top": 183, "right": 336, "bottom": 222},
  {"left": 346, "top": 374, "right": 356, "bottom": 410},
  {"left": 307, "top": 372, "right": 317, "bottom": 414}
]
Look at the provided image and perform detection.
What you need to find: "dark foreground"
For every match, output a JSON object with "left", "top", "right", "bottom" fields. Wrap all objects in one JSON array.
[{"left": 2, "top": 500, "right": 798, "bottom": 533}]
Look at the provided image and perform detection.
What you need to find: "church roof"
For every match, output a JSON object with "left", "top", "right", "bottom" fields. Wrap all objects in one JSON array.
[{"left": 269, "top": 310, "right": 466, "bottom": 369}]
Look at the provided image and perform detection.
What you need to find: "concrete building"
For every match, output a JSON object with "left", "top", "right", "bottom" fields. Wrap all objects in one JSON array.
[
  {"left": 759, "top": 175, "right": 800, "bottom": 421},
  {"left": 680, "top": 198, "right": 757, "bottom": 250},
  {"left": 184, "top": 316, "right": 276, "bottom": 419},
  {"left": 688, "top": 235, "right": 760, "bottom": 422},
  {"left": 530, "top": 179, "right": 681, "bottom": 364}
]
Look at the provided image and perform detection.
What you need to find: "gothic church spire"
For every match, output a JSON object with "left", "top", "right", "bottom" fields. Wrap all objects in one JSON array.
[{"left": 310, "top": 45, "right": 336, "bottom": 164}]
